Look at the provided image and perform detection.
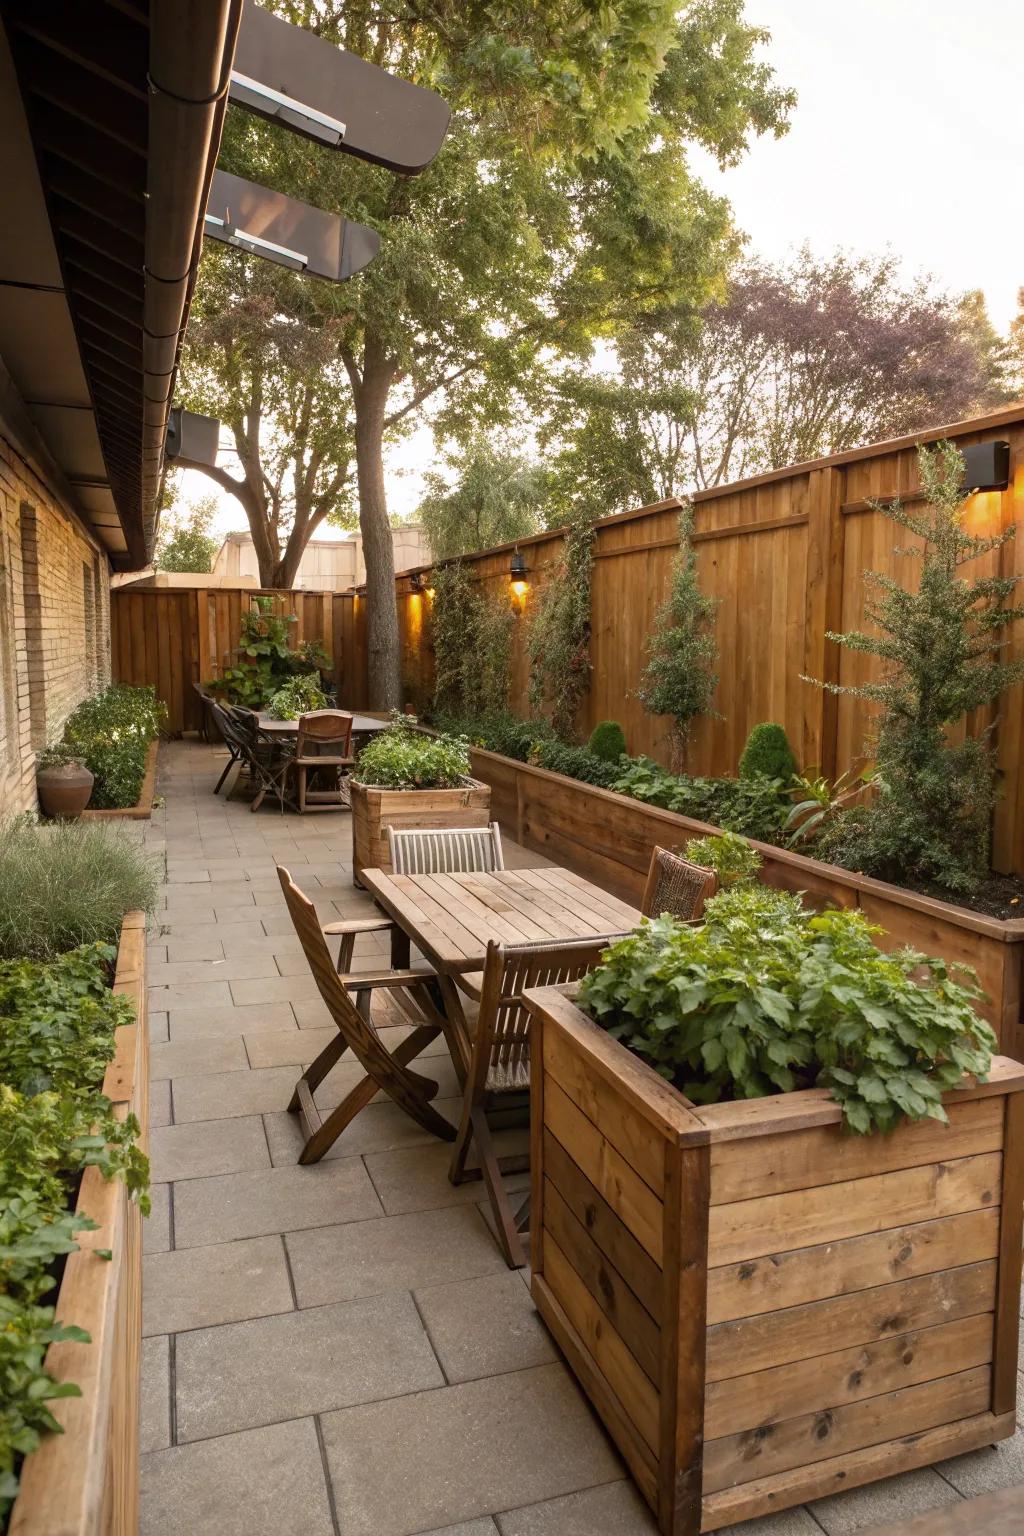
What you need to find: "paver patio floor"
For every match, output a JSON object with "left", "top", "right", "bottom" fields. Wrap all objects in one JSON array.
[{"left": 139, "top": 740, "right": 1024, "bottom": 1536}]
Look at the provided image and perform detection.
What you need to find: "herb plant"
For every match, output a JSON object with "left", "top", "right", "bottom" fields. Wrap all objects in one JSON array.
[
  {"left": 685, "top": 831, "right": 761, "bottom": 886},
  {"left": 578, "top": 886, "right": 996, "bottom": 1134},
  {"left": 266, "top": 674, "right": 328, "bottom": 721},
  {"left": 354, "top": 715, "right": 471, "bottom": 790}
]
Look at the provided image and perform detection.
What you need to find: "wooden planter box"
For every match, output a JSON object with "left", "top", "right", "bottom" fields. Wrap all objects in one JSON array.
[
  {"left": 349, "top": 776, "right": 491, "bottom": 885},
  {"left": 9, "top": 913, "right": 149, "bottom": 1536},
  {"left": 467, "top": 745, "right": 1024, "bottom": 1059},
  {"left": 524, "top": 984, "right": 1024, "bottom": 1536},
  {"left": 80, "top": 739, "right": 160, "bottom": 822}
]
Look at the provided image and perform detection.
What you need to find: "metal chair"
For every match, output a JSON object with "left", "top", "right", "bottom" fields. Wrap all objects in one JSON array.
[
  {"left": 212, "top": 703, "right": 294, "bottom": 813},
  {"left": 387, "top": 821, "right": 504, "bottom": 876},
  {"left": 641, "top": 845, "right": 716, "bottom": 922},
  {"left": 450, "top": 932, "right": 631, "bottom": 1267},
  {"left": 291, "top": 710, "right": 355, "bottom": 813},
  {"left": 192, "top": 682, "right": 214, "bottom": 744},
  {"left": 277, "top": 866, "right": 455, "bottom": 1163}
]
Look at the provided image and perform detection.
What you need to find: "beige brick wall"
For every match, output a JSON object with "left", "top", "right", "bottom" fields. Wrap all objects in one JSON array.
[{"left": 0, "top": 422, "right": 111, "bottom": 817}]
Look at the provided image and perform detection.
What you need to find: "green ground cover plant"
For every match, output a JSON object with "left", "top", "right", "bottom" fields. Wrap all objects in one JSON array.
[
  {"left": 579, "top": 884, "right": 996, "bottom": 1135},
  {"left": 0, "top": 942, "right": 149, "bottom": 1518},
  {"left": 58, "top": 684, "right": 165, "bottom": 810},
  {"left": 0, "top": 820, "right": 158, "bottom": 963},
  {"left": 354, "top": 715, "right": 471, "bottom": 790}
]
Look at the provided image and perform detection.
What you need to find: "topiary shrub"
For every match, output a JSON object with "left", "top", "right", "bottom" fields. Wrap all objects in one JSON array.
[
  {"left": 739, "top": 722, "right": 798, "bottom": 783},
  {"left": 588, "top": 721, "right": 627, "bottom": 762}
]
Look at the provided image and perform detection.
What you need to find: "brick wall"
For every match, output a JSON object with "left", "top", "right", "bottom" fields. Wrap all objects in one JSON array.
[{"left": 0, "top": 421, "right": 111, "bottom": 816}]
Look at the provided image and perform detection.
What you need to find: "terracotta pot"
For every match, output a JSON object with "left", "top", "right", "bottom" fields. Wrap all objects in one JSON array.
[{"left": 37, "top": 760, "right": 95, "bottom": 819}]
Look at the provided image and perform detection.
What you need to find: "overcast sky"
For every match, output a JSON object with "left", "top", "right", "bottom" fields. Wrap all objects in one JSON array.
[{"left": 185, "top": 0, "right": 1024, "bottom": 537}]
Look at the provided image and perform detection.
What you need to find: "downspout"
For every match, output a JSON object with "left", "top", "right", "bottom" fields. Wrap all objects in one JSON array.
[{"left": 141, "top": 0, "right": 243, "bottom": 557}]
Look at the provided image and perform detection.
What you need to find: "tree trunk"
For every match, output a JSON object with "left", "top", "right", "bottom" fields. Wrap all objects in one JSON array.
[{"left": 354, "top": 352, "right": 402, "bottom": 710}]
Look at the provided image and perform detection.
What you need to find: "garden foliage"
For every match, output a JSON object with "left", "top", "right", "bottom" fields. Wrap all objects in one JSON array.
[
  {"left": 0, "top": 943, "right": 149, "bottom": 1515},
  {"left": 587, "top": 722, "right": 627, "bottom": 762},
  {"left": 212, "top": 599, "right": 330, "bottom": 712},
  {"left": 430, "top": 563, "right": 514, "bottom": 720},
  {"left": 611, "top": 756, "right": 789, "bottom": 840},
  {"left": 579, "top": 885, "right": 996, "bottom": 1134},
  {"left": 527, "top": 511, "right": 596, "bottom": 739},
  {"left": 637, "top": 507, "right": 719, "bottom": 747},
  {"left": 354, "top": 715, "right": 470, "bottom": 791},
  {"left": 0, "top": 820, "right": 158, "bottom": 963},
  {"left": 685, "top": 830, "right": 762, "bottom": 886},
  {"left": 738, "top": 722, "right": 798, "bottom": 782},
  {"left": 58, "top": 684, "right": 165, "bottom": 810},
  {"left": 266, "top": 674, "right": 328, "bottom": 721}
]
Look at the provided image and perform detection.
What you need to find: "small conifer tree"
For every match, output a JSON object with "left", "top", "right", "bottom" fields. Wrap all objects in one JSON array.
[
  {"left": 807, "top": 440, "right": 1024, "bottom": 892},
  {"left": 638, "top": 506, "right": 719, "bottom": 753}
]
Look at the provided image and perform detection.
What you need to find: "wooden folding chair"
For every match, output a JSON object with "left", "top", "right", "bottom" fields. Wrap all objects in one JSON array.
[
  {"left": 291, "top": 710, "right": 355, "bottom": 813},
  {"left": 387, "top": 820, "right": 504, "bottom": 876},
  {"left": 451, "top": 932, "right": 631, "bottom": 1267},
  {"left": 278, "top": 866, "right": 455, "bottom": 1163},
  {"left": 641, "top": 844, "right": 716, "bottom": 922}
]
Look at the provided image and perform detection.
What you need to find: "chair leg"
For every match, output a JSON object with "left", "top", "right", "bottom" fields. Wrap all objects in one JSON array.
[
  {"left": 469, "top": 1106, "right": 527, "bottom": 1268},
  {"left": 213, "top": 750, "right": 236, "bottom": 794},
  {"left": 288, "top": 1029, "right": 350, "bottom": 1112},
  {"left": 297, "top": 764, "right": 307, "bottom": 815}
]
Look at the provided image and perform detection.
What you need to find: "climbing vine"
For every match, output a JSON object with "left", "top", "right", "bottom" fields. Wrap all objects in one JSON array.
[
  {"left": 637, "top": 505, "right": 719, "bottom": 754},
  {"left": 430, "top": 560, "right": 514, "bottom": 719},
  {"left": 527, "top": 510, "right": 595, "bottom": 738}
]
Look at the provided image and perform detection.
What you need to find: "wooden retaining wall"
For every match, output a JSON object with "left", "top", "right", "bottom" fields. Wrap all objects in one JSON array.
[
  {"left": 9, "top": 912, "right": 148, "bottom": 1536},
  {"left": 527, "top": 985, "right": 1024, "bottom": 1534}
]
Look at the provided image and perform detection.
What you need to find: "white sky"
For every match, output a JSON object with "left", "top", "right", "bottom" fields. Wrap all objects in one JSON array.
[{"left": 183, "top": 0, "right": 1024, "bottom": 540}]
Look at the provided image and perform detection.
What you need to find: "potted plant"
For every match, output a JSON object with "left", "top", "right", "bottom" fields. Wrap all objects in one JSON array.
[
  {"left": 524, "top": 876, "right": 1023, "bottom": 1536},
  {"left": 349, "top": 715, "right": 490, "bottom": 885},
  {"left": 35, "top": 743, "right": 94, "bottom": 819}
]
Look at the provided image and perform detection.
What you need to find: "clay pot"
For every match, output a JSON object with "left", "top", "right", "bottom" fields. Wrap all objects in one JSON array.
[{"left": 37, "top": 760, "right": 95, "bottom": 819}]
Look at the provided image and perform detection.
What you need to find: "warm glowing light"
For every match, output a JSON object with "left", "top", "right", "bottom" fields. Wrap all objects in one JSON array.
[
  {"left": 425, "top": 586, "right": 436, "bottom": 600},
  {"left": 511, "top": 579, "right": 528, "bottom": 601}
]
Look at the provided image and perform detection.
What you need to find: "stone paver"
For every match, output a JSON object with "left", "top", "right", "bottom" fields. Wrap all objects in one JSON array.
[{"left": 140, "top": 740, "right": 992, "bottom": 1536}]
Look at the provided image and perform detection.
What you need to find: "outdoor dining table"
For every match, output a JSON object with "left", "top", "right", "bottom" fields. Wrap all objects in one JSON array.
[
  {"left": 359, "top": 863, "right": 642, "bottom": 1080},
  {"left": 257, "top": 709, "right": 388, "bottom": 738}
]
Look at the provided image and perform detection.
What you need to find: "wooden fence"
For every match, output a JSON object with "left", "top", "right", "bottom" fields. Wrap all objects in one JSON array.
[
  {"left": 111, "top": 586, "right": 365, "bottom": 735},
  {"left": 396, "top": 404, "right": 1024, "bottom": 876}
]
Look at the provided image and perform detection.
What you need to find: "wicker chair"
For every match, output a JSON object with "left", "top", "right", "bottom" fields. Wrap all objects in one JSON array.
[
  {"left": 291, "top": 710, "right": 355, "bottom": 813},
  {"left": 387, "top": 821, "right": 504, "bottom": 876},
  {"left": 278, "top": 866, "right": 455, "bottom": 1163},
  {"left": 451, "top": 931, "right": 630, "bottom": 1267},
  {"left": 641, "top": 845, "right": 716, "bottom": 922}
]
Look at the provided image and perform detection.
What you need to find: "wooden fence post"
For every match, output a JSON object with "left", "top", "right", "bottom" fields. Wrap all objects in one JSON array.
[{"left": 802, "top": 466, "right": 844, "bottom": 778}]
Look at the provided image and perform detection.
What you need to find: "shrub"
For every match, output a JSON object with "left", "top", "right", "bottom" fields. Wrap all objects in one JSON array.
[
  {"left": 738, "top": 722, "right": 798, "bottom": 783},
  {"left": 0, "top": 818, "right": 158, "bottom": 962},
  {"left": 435, "top": 711, "right": 555, "bottom": 763},
  {"left": 611, "top": 757, "right": 790, "bottom": 841},
  {"left": 588, "top": 721, "right": 627, "bottom": 762},
  {"left": 212, "top": 599, "right": 330, "bottom": 710},
  {"left": 0, "top": 943, "right": 149, "bottom": 1515},
  {"left": 578, "top": 885, "right": 996, "bottom": 1134},
  {"left": 685, "top": 831, "right": 761, "bottom": 886},
  {"left": 804, "top": 441, "right": 1024, "bottom": 893},
  {"left": 637, "top": 506, "right": 719, "bottom": 748},
  {"left": 531, "top": 739, "right": 620, "bottom": 787},
  {"left": 266, "top": 674, "right": 328, "bottom": 721},
  {"left": 354, "top": 715, "right": 471, "bottom": 790},
  {"left": 61, "top": 683, "right": 165, "bottom": 810}
]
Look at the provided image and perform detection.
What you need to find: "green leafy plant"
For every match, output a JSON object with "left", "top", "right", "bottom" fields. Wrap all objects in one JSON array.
[
  {"left": 59, "top": 684, "right": 165, "bottom": 810},
  {"left": 739, "top": 722, "right": 798, "bottom": 783},
  {"left": 527, "top": 510, "right": 595, "bottom": 739},
  {"left": 611, "top": 757, "right": 790, "bottom": 841},
  {"left": 805, "top": 441, "right": 1024, "bottom": 893},
  {"left": 0, "top": 943, "right": 150, "bottom": 1515},
  {"left": 211, "top": 598, "right": 328, "bottom": 711},
  {"left": 154, "top": 494, "right": 218, "bottom": 573},
  {"left": 578, "top": 885, "right": 996, "bottom": 1134},
  {"left": 430, "top": 562, "right": 515, "bottom": 720},
  {"left": 266, "top": 674, "right": 328, "bottom": 721},
  {"left": 0, "top": 818, "right": 158, "bottom": 962},
  {"left": 588, "top": 721, "right": 627, "bottom": 762},
  {"left": 354, "top": 715, "right": 471, "bottom": 790},
  {"left": 685, "top": 831, "right": 761, "bottom": 886},
  {"left": 637, "top": 507, "right": 719, "bottom": 751},
  {"left": 785, "top": 767, "right": 872, "bottom": 847}
]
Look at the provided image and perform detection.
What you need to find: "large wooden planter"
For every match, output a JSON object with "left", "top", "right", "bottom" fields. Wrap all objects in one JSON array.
[
  {"left": 467, "top": 745, "right": 1024, "bottom": 1059},
  {"left": 10, "top": 913, "right": 149, "bottom": 1536},
  {"left": 525, "top": 983, "right": 1024, "bottom": 1535},
  {"left": 350, "top": 776, "right": 491, "bottom": 885}
]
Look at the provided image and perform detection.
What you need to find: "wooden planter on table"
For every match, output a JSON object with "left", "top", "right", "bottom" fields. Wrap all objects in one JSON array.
[
  {"left": 467, "top": 744, "right": 1024, "bottom": 1059},
  {"left": 524, "top": 982, "right": 1024, "bottom": 1536},
  {"left": 9, "top": 913, "right": 149, "bottom": 1536},
  {"left": 349, "top": 776, "right": 491, "bottom": 886}
]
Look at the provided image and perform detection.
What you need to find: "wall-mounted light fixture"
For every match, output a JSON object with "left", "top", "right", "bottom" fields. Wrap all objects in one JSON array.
[
  {"left": 409, "top": 572, "right": 423, "bottom": 592},
  {"left": 961, "top": 441, "right": 1010, "bottom": 493},
  {"left": 510, "top": 548, "right": 528, "bottom": 602}
]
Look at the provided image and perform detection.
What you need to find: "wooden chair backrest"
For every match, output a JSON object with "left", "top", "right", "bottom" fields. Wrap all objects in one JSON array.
[
  {"left": 471, "top": 932, "right": 632, "bottom": 1093},
  {"left": 641, "top": 845, "right": 716, "bottom": 923},
  {"left": 388, "top": 821, "right": 504, "bottom": 876},
  {"left": 295, "top": 710, "right": 353, "bottom": 758}
]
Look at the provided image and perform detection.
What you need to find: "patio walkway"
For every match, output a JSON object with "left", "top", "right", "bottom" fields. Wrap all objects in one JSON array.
[{"left": 139, "top": 739, "right": 1024, "bottom": 1536}]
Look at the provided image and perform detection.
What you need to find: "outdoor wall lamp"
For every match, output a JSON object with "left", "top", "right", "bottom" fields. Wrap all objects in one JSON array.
[
  {"left": 961, "top": 441, "right": 1010, "bottom": 493},
  {"left": 409, "top": 572, "right": 424, "bottom": 592},
  {"left": 509, "top": 549, "right": 528, "bottom": 602}
]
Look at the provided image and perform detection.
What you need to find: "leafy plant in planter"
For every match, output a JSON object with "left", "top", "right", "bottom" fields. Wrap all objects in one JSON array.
[
  {"left": 578, "top": 883, "right": 996, "bottom": 1133},
  {"left": 212, "top": 599, "right": 330, "bottom": 710},
  {"left": 266, "top": 674, "right": 328, "bottom": 721},
  {"left": 354, "top": 714, "right": 471, "bottom": 789},
  {"left": 59, "top": 684, "right": 165, "bottom": 811},
  {"left": 738, "top": 721, "right": 798, "bottom": 781},
  {"left": 587, "top": 720, "right": 627, "bottom": 762},
  {"left": 685, "top": 830, "right": 761, "bottom": 886},
  {"left": 611, "top": 756, "right": 790, "bottom": 840},
  {"left": 637, "top": 506, "right": 719, "bottom": 753}
]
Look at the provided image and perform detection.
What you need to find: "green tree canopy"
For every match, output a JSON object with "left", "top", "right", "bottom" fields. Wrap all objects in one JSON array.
[
  {"left": 417, "top": 438, "right": 546, "bottom": 559},
  {"left": 185, "top": 0, "right": 792, "bottom": 705},
  {"left": 154, "top": 494, "right": 219, "bottom": 574}
]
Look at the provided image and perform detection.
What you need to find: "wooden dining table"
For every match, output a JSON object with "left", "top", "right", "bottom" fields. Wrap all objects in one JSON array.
[
  {"left": 257, "top": 710, "right": 388, "bottom": 738},
  {"left": 359, "top": 864, "right": 641, "bottom": 1079}
]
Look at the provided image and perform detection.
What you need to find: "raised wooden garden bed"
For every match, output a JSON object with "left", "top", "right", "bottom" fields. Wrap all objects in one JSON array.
[
  {"left": 9, "top": 912, "right": 149, "bottom": 1536},
  {"left": 467, "top": 745, "right": 1024, "bottom": 1059},
  {"left": 525, "top": 982, "right": 1024, "bottom": 1536},
  {"left": 350, "top": 776, "right": 491, "bottom": 885},
  {"left": 80, "top": 740, "right": 160, "bottom": 822}
]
